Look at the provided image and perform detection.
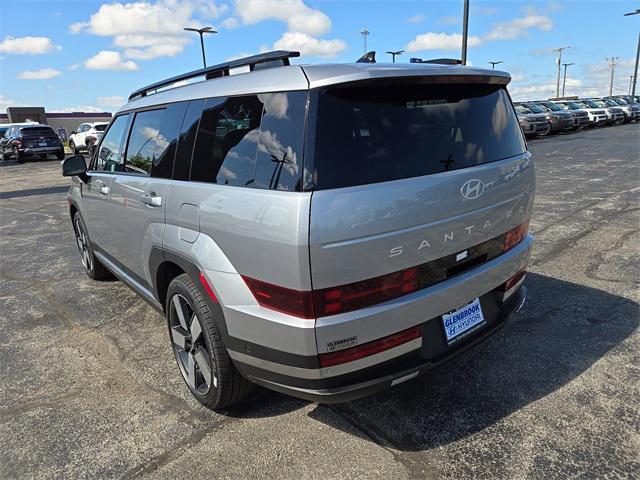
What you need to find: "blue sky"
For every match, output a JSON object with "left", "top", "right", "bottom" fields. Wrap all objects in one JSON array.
[{"left": 1, "top": 0, "right": 638, "bottom": 112}]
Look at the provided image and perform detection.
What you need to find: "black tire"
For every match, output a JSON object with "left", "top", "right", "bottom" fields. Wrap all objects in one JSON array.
[
  {"left": 69, "top": 140, "right": 78, "bottom": 155},
  {"left": 166, "top": 273, "right": 253, "bottom": 410},
  {"left": 72, "top": 212, "right": 112, "bottom": 280},
  {"left": 56, "top": 150, "right": 65, "bottom": 161}
]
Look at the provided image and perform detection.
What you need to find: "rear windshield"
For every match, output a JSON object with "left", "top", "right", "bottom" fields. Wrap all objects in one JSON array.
[
  {"left": 20, "top": 127, "right": 55, "bottom": 136},
  {"left": 311, "top": 83, "right": 526, "bottom": 189},
  {"left": 94, "top": 124, "right": 107, "bottom": 131}
]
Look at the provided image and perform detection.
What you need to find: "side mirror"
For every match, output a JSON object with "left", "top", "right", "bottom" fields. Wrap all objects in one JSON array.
[
  {"left": 70, "top": 131, "right": 76, "bottom": 135},
  {"left": 62, "top": 154, "right": 88, "bottom": 182}
]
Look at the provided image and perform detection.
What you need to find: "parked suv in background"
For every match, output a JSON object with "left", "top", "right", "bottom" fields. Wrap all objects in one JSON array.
[
  {"left": 68, "top": 122, "right": 108, "bottom": 154},
  {"left": 554, "top": 100, "right": 607, "bottom": 126},
  {"left": 515, "top": 104, "right": 550, "bottom": 136},
  {"left": 520, "top": 102, "right": 573, "bottom": 133},
  {"left": 62, "top": 51, "right": 534, "bottom": 410},
  {"left": 0, "top": 124, "right": 64, "bottom": 161},
  {"left": 605, "top": 97, "right": 640, "bottom": 121},
  {"left": 535, "top": 101, "right": 589, "bottom": 130}
]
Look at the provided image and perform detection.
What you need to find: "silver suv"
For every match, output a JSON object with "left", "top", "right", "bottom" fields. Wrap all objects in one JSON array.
[{"left": 62, "top": 51, "right": 534, "bottom": 410}]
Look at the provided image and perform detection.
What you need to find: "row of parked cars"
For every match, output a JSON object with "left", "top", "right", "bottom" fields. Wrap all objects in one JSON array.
[
  {"left": 0, "top": 121, "right": 108, "bottom": 162},
  {"left": 515, "top": 95, "right": 640, "bottom": 138}
]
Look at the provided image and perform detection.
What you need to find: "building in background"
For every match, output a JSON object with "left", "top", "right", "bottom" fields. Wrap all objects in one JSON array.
[{"left": 1, "top": 107, "right": 112, "bottom": 139}]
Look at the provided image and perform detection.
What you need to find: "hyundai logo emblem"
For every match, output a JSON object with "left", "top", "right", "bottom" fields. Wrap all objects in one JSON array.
[{"left": 460, "top": 179, "right": 485, "bottom": 200}]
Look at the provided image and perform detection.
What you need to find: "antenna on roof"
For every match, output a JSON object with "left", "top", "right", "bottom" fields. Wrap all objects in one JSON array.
[{"left": 356, "top": 51, "right": 376, "bottom": 63}]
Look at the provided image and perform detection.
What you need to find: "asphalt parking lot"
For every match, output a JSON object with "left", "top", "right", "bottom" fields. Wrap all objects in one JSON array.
[{"left": 1, "top": 123, "right": 639, "bottom": 479}]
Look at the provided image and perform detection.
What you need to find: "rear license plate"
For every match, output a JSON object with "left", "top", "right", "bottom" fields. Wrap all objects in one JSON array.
[
  {"left": 38, "top": 142, "right": 47, "bottom": 146},
  {"left": 442, "top": 298, "right": 485, "bottom": 345}
]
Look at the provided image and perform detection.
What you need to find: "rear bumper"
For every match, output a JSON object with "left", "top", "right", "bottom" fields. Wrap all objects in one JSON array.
[
  {"left": 20, "top": 146, "right": 63, "bottom": 155},
  {"left": 246, "top": 285, "right": 526, "bottom": 404}
]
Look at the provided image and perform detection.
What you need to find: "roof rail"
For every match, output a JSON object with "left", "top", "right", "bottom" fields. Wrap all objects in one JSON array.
[
  {"left": 410, "top": 57, "right": 462, "bottom": 65},
  {"left": 128, "top": 50, "right": 300, "bottom": 101}
]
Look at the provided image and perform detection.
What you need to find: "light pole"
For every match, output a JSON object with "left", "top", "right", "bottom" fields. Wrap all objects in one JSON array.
[
  {"left": 461, "top": 0, "right": 469, "bottom": 65},
  {"left": 386, "top": 50, "right": 404, "bottom": 63},
  {"left": 184, "top": 26, "right": 217, "bottom": 68},
  {"left": 360, "top": 28, "right": 370, "bottom": 54},
  {"left": 606, "top": 57, "right": 619, "bottom": 97},
  {"left": 562, "top": 62, "right": 574, "bottom": 97},
  {"left": 624, "top": 9, "right": 640, "bottom": 97},
  {"left": 630, "top": 75, "right": 634, "bottom": 95},
  {"left": 552, "top": 46, "right": 570, "bottom": 98},
  {"left": 489, "top": 61, "right": 503, "bottom": 69}
]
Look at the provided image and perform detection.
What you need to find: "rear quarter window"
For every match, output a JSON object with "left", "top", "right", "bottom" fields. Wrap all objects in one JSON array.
[{"left": 309, "top": 82, "right": 526, "bottom": 190}]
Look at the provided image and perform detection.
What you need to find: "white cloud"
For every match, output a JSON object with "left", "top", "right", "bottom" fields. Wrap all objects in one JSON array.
[
  {"left": 55, "top": 105, "right": 106, "bottom": 113},
  {"left": 70, "top": 0, "right": 225, "bottom": 60},
  {"left": 406, "top": 32, "right": 482, "bottom": 52},
  {"left": 84, "top": 51, "right": 139, "bottom": 71},
  {"left": 0, "top": 36, "right": 61, "bottom": 55},
  {"left": 437, "top": 16, "right": 460, "bottom": 26},
  {"left": 511, "top": 73, "right": 526, "bottom": 82},
  {"left": 18, "top": 68, "right": 62, "bottom": 80},
  {"left": 484, "top": 15, "right": 553, "bottom": 41},
  {"left": 406, "top": 14, "right": 426, "bottom": 24},
  {"left": 273, "top": 32, "right": 346, "bottom": 59},
  {"left": 97, "top": 96, "right": 125, "bottom": 107},
  {"left": 235, "top": 0, "right": 331, "bottom": 36},
  {"left": 221, "top": 17, "right": 239, "bottom": 29},
  {"left": 0, "top": 94, "right": 21, "bottom": 110}
]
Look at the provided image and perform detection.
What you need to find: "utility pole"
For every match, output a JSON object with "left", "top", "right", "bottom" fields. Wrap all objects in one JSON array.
[
  {"left": 360, "top": 28, "right": 370, "bottom": 54},
  {"left": 630, "top": 76, "right": 634, "bottom": 95},
  {"left": 552, "top": 46, "right": 570, "bottom": 98},
  {"left": 562, "top": 62, "right": 575, "bottom": 98},
  {"left": 607, "top": 57, "right": 619, "bottom": 96},
  {"left": 461, "top": 0, "right": 470, "bottom": 65},
  {"left": 489, "top": 61, "right": 503, "bottom": 69},
  {"left": 385, "top": 50, "right": 404, "bottom": 63},
  {"left": 624, "top": 9, "right": 640, "bottom": 97},
  {"left": 184, "top": 26, "right": 217, "bottom": 68}
]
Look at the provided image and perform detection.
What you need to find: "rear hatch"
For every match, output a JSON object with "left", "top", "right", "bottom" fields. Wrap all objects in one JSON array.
[
  {"left": 21, "top": 127, "right": 60, "bottom": 147},
  {"left": 306, "top": 78, "right": 534, "bottom": 314}
]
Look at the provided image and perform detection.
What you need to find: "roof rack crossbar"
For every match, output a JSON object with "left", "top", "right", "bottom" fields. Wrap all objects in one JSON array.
[{"left": 128, "top": 50, "right": 300, "bottom": 101}]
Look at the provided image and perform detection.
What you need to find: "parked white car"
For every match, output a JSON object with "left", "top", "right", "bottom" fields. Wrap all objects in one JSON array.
[{"left": 68, "top": 122, "right": 108, "bottom": 154}]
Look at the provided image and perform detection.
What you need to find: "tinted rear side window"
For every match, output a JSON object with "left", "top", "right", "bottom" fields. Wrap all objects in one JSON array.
[
  {"left": 310, "top": 83, "right": 526, "bottom": 190},
  {"left": 190, "top": 95, "right": 263, "bottom": 186},
  {"left": 94, "top": 124, "right": 107, "bottom": 131},
  {"left": 254, "top": 92, "right": 307, "bottom": 191}
]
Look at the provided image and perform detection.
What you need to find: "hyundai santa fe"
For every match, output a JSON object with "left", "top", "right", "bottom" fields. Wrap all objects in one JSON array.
[{"left": 62, "top": 51, "right": 534, "bottom": 410}]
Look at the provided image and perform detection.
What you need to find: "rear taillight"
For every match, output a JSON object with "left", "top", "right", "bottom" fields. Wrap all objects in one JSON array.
[
  {"left": 503, "top": 221, "right": 529, "bottom": 252},
  {"left": 242, "top": 276, "right": 314, "bottom": 319},
  {"left": 319, "top": 325, "right": 422, "bottom": 368},
  {"left": 314, "top": 267, "right": 419, "bottom": 317}
]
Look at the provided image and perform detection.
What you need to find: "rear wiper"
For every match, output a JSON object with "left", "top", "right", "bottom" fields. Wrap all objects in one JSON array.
[{"left": 440, "top": 153, "right": 455, "bottom": 171}]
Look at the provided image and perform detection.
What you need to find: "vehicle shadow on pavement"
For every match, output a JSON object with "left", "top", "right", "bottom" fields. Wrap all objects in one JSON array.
[{"left": 306, "top": 272, "right": 639, "bottom": 451}]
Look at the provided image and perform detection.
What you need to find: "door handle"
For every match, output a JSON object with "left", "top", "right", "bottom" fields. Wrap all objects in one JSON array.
[{"left": 141, "top": 192, "right": 162, "bottom": 207}]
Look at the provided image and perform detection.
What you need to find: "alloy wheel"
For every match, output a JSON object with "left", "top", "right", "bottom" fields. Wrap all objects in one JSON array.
[
  {"left": 169, "top": 294, "right": 215, "bottom": 395},
  {"left": 74, "top": 217, "right": 93, "bottom": 272}
]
